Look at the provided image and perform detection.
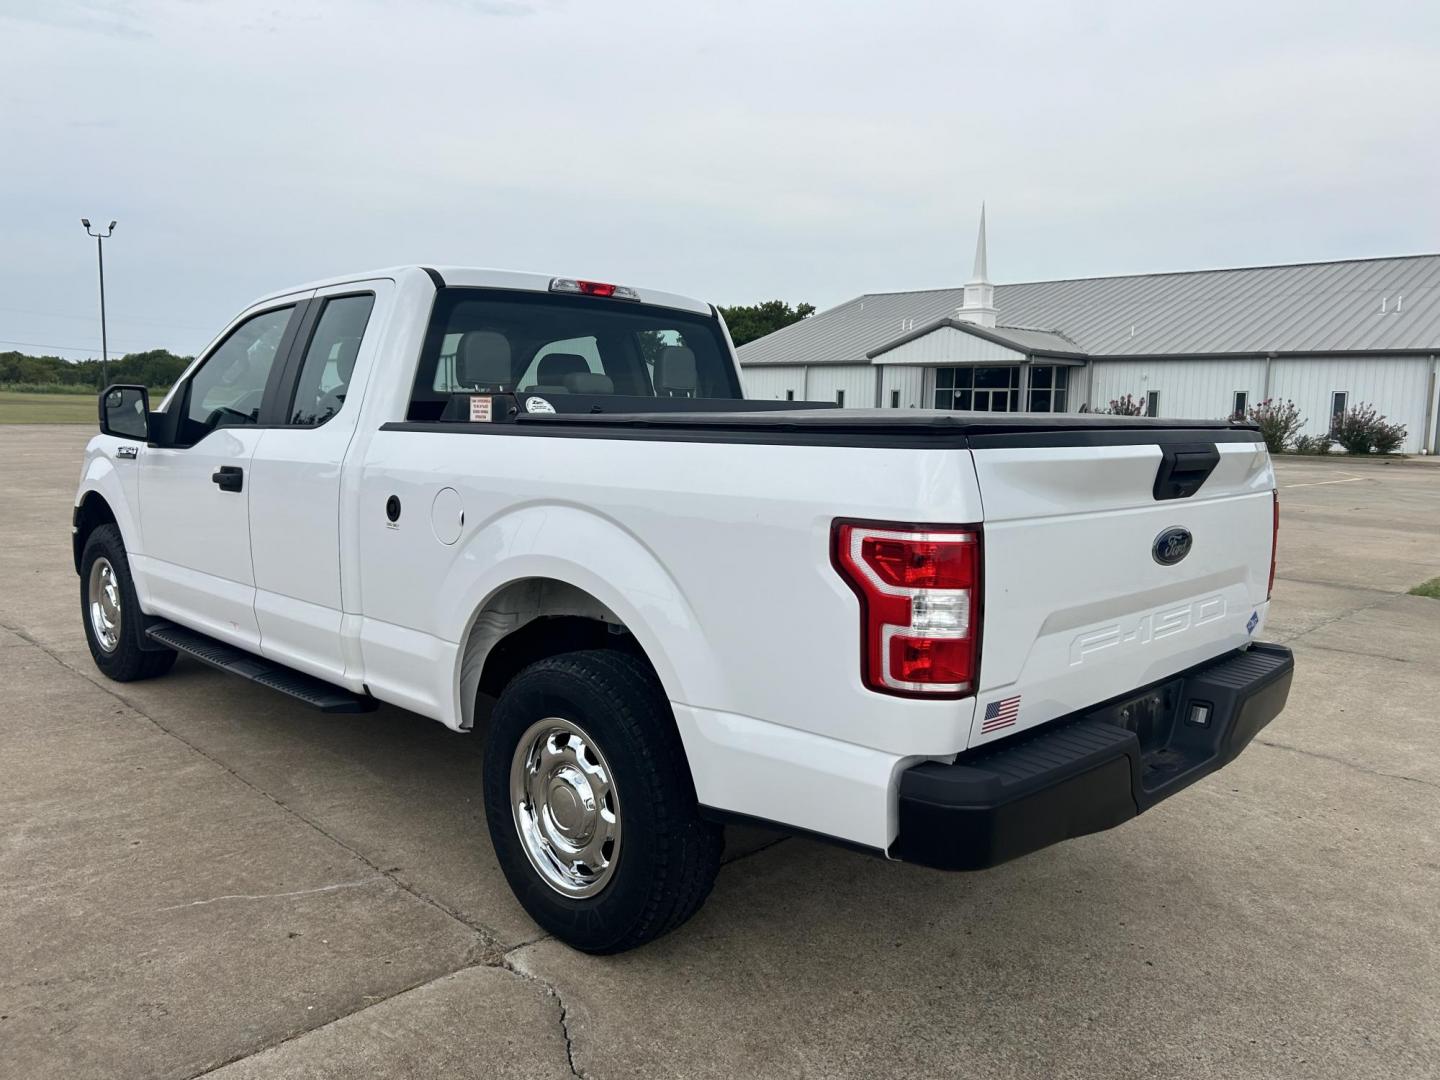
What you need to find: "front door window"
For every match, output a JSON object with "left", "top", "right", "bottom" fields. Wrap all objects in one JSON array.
[{"left": 179, "top": 306, "right": 294, "bottom": 445}]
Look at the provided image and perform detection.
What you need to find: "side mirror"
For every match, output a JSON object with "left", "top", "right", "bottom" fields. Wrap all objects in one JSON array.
[{"left": 99, "top": 384, "right": 151, "bottom": 441}]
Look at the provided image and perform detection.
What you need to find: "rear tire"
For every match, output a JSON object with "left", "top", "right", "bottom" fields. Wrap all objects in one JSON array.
[
  {"left": 79, "top": 524, "right": 176, "bottom": 682},
  {"left": 483, "top": 649, "right": 722, "bottom": 953}
]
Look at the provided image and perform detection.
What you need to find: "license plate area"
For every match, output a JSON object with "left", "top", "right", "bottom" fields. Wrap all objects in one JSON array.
[
  {"left": 1092, "top": 679, "right": 1182, "bottom": 752},
  {"left": 1086, "top": 678, "right": 1194, "bottom": 789}
]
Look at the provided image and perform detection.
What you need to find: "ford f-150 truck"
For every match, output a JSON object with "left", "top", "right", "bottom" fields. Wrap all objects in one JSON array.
[{"left": 74, "top": 266, "right": 1293, "bottom": 952}]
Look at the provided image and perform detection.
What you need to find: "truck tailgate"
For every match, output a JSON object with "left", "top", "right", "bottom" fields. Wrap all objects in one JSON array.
[{"left": 969, "top": 435, "right": 1275, "bottom": 747}]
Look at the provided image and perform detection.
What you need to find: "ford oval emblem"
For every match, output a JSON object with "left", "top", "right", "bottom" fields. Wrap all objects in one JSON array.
[{"left": 1153, "top": 527, "right": 1193, "bottom": 566}]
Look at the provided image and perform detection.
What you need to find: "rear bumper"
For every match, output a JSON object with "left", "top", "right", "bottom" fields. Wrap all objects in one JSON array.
[{"left": 891, "top": 642, "right": 1294, "bottom": 870}]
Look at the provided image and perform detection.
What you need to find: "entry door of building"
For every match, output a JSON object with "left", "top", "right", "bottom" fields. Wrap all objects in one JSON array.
[{"left": 972, "top": 387, "right": 1012, "bottom": 411}]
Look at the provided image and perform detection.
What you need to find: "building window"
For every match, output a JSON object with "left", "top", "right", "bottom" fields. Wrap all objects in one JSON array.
[
  {"left": 890, "top": 389, "right": 900, "bottom": 408},
  {"left": 1146, "top": 390, "right": 1160, "bottom": 417},
  {"left": 1232, "top": 391, "right": 1249, "bottom": 419},
  {"left": 1028, "top": 366, "right": 1069, "bottom": 412},
  {"left": 935, "top": 366, "right": 1018, "bottom": 411},
  {"left": 836, "top": 389, "right": 845, "bottom": 407},
  {"left": 785, "top": 389, "right": 794, "bottom": 401},
  {"left": 1330, "top": 391, "right": 1348, "bottom": 433}
]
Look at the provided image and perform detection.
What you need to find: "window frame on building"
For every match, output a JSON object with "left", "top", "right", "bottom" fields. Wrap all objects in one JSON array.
[
  {"left": 934, "top": 366, "right": 1019, "bottom": 412},
  {"left": 1027, "top": 365, "right": 1069, "bottom": 412},
  {"left": 1330, "top": 391, "right": 1349, "bottom": 434}
]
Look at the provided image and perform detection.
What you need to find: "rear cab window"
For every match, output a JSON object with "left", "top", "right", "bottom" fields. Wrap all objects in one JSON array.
[
  {"left": 287, "top": 294, "right": 375, "bottom": 427},
  {"left": 407, "top": 288, "right": 740, "bottom": 421}
]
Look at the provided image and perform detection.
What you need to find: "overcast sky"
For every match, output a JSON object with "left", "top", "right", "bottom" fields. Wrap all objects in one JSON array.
[{"left": 3, "top": 0, "right": 1439, "bottom": 359}]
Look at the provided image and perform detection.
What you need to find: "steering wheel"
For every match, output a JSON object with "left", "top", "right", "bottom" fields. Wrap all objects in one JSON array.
[{"left": 203, "top": 387, "right": 264, "bottom": 429}]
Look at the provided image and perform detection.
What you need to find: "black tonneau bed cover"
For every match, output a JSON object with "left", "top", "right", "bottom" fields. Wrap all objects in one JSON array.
[{"left": 388, "top": 393, "right": 1262, "bottom": 449}]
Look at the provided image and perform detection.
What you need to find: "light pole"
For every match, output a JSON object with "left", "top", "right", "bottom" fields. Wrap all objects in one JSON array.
[{"left": 81, "top": 218, "right": 117, "bottom": 387}]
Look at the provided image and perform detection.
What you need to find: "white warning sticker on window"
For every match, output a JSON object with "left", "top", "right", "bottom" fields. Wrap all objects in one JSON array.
[{"left": 469, "top": 395, "right": 492, "bottom": 422}]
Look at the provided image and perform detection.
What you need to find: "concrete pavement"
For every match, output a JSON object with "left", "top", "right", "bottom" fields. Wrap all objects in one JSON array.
[{"left": 1, "top": 428, "right": 1436, "bottom": 1079}]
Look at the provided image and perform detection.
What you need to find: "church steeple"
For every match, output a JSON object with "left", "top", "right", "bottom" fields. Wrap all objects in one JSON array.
[
  {"left": 971, "top": 202, "right": 989, "bottom": 281},
  {"left": 956, "top": 203, "right": 997, "bottom": 328}
]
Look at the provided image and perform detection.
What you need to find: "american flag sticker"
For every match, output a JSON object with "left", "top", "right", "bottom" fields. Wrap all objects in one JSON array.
[{"left": 981, "top": 694, "right": 1022, "bottom": 735}]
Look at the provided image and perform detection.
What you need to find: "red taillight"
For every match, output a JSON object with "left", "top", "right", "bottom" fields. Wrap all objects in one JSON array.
[
  {"left": 833, "top": 522, "right": 981, "bottom": 698},
  {"left": 1268, "top": 489, "right": 1279, "bottom": 600}
]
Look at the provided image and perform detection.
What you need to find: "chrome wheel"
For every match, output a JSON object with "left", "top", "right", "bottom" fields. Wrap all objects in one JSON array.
[
  {"left": 87, "top": 556, "right": 122, "bottom": 653},
  {"left": 510, "top": 716, "right": 622, "bottom": 898}
]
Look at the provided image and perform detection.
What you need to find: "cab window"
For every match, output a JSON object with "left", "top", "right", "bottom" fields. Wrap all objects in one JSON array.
[
  {"left": 180, "top": 306, "right": 293, "bottom": 443},
  {"left": 287, "top": 295, "right": 375, "bottom": 427},
  {"left": 411, "top": 288, "right": 740, "bottom": 420}
]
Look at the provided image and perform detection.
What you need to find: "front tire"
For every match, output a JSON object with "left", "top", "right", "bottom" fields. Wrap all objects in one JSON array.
[
  {"left": 79, "top": 524, "right": 176, "bottom": 682},
  {"left": 483, "top": 650, "right": 722, "bottom": 953}
]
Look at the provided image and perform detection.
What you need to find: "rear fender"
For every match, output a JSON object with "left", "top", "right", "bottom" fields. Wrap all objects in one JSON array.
[{"left": 438, "top": 503, "right": 722, "bottom": 724}]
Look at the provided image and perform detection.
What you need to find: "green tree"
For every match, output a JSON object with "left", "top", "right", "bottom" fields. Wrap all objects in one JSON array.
[
  {"left": 1244, "top": 398, "right": 1306, "bottom": 454},
  {"left": 0, "top": 348, "right": 192, "bottom": 390},
  {"left": 1103, "top": 393, "right": 1146, "bottom": 416},
  {"left": 718, "top": 300, "right": 816, "bottom": 348}
]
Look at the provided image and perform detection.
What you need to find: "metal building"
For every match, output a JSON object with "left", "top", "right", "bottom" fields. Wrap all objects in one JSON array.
[{"left": 737, "top": 209, "right": 1440, "bottom": 453}]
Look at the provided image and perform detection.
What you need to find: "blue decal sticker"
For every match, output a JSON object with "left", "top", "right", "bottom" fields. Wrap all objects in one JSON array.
[{"left": 1246, "top": 611, "right": 1259, "bottom": 635}]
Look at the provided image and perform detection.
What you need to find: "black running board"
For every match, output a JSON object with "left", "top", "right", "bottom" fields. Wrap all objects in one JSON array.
[{"left": 145, "top": 620, "right": 378, "bottom": 713}]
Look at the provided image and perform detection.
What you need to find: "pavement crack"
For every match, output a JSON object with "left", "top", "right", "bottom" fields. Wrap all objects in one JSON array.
[
  {"left": 497, "top": 944, "right": 586, "bottom": 1080},
  {"left": 1272, "top": 574, "right": 1398, "bottom": 595},
  {"left": 1254, "top": 738, "right": 1437, "bottom": 790},
  {"left": 1289, "top": 641, "right": 1413, "bottom": 664},
  {"left": 187, "top": 962, "right": 494, "bottom": 1079},
  {"left": 722, "top": 835, "right": 789, "bottom": 866},
  {"left": 556, "top": 995, "right": 584, "bottom": 1080},
  {"left": 150, "top": 877, "right": 386, "bottom": 913},
  {"left": 1272, "top": 591, "right": 1403, "bottom": 646}
]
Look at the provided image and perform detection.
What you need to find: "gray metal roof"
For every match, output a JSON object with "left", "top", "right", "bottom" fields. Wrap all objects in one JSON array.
[
  {"left": 865, "top": 318, "right": 1085, "bottom": 360},
  {"left": 738, "top": 254, "right": 1440, "bottom": 366}
]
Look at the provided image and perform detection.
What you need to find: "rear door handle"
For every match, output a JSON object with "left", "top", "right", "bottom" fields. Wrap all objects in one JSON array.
[{"left": 212, "top": 465, "right": 244, "bottom": 493}]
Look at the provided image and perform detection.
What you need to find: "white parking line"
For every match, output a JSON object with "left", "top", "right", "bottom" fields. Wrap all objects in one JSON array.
[{"left": 1283, "top": 476, "right": 1367, "bottom": 488}]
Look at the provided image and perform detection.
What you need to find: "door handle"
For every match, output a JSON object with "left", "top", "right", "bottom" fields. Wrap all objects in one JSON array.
[{"left": 212, "top": 465, "right": 244, "bottom": 493}]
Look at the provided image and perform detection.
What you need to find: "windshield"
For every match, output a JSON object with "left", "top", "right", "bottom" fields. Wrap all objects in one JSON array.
[{"left": 407, "top": 288, "right": 740, "bottom": 420}]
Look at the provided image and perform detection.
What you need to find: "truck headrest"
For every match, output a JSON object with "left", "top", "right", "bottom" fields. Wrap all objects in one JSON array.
[
  {"left": 563, "top": 371, "right": 614, "bottom": 394},
  {"left": 537, "top": 352, "right": 590, "bottom": 384},
  {"left": 333, "top": 338, "right": 362, "bottom": 382},
  {"left": 654, "top": 345, "right": 698, "bottom": 396},
  {"left": 458, "top": 331, "right": 512, "bottom": 387}
]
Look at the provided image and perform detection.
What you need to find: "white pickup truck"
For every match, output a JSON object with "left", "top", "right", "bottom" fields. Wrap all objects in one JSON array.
[{"left": 75, "top": 266, "right": 1293, "bottom": 952}]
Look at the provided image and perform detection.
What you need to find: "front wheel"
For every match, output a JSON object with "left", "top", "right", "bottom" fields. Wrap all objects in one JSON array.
[
  {"left": 483, "top": 650, "right": 722, "bottom": 953},
  {"left": 79, "top": 524, "right": 176, "bottom": 682}
]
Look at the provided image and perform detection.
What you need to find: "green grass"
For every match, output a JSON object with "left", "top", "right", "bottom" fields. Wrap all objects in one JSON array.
[
  {"left": 0, "top": 382, "right": 105, "bottom": 395},
  {"left": 0, "top": 390, "right": 102, "bottom": 424},
  {"left": 0, "top": 386, "right": 171, "bottom": 424},
  {"left": 1409, "top": 577, "right": 1440, "bottom": 600}
]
